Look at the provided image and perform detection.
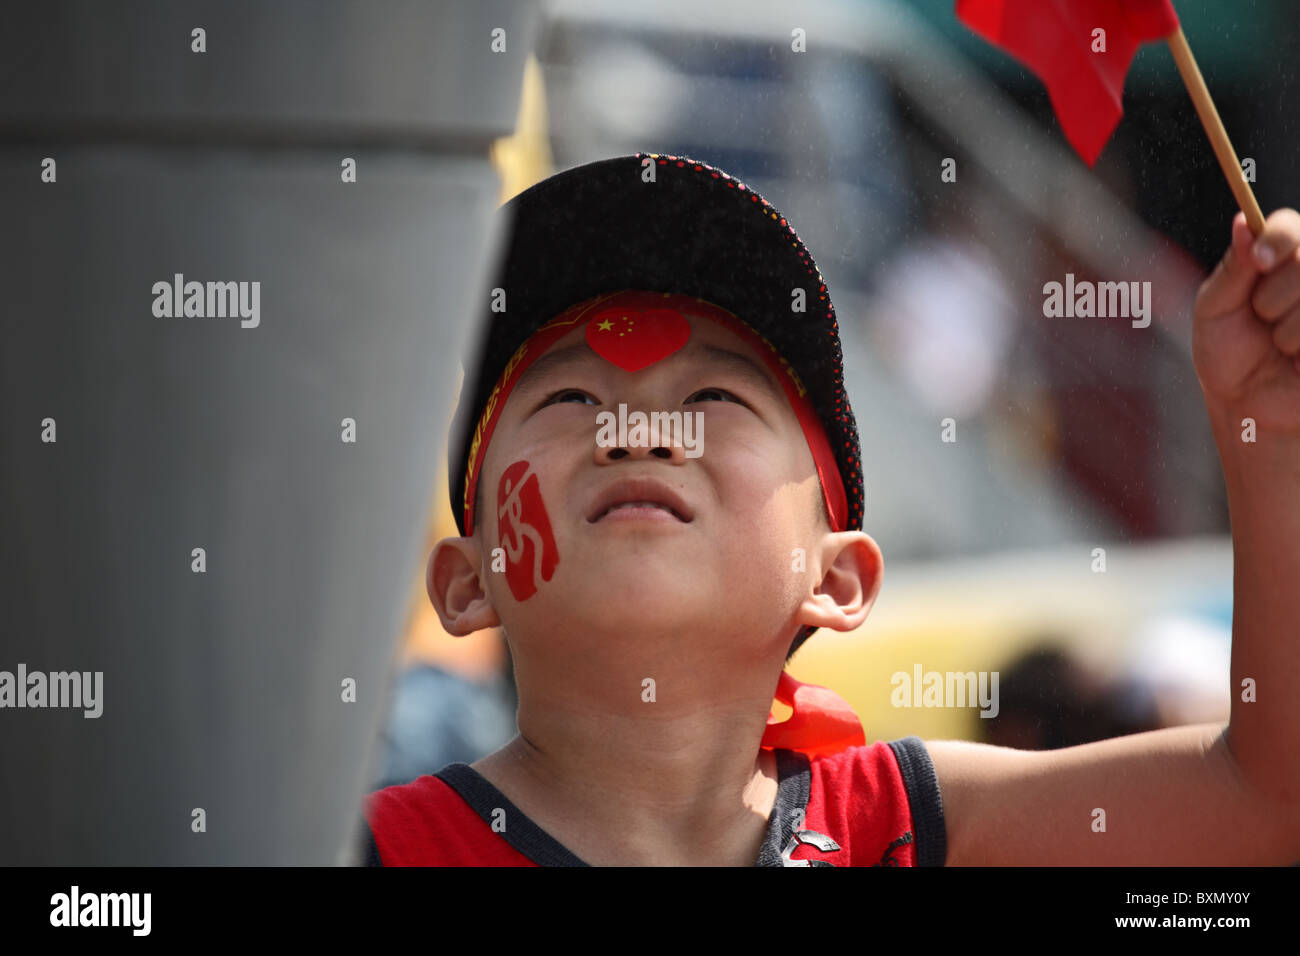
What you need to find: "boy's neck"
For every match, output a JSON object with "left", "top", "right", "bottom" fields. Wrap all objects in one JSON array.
[{"left": 471, "top": 708, "right": 782, "bottom": 866}]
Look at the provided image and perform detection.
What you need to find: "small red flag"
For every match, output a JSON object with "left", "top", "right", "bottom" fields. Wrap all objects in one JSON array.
[{"left": 956, "top": 0, "right": 1180, "bottom": 166}]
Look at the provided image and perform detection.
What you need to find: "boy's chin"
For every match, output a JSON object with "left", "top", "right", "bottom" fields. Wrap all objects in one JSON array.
[
  {"left": 576, "top": 535, "right": 723, "bottom": 571},
  {"left": 525, "top": 583, "right": 722, "bottom": 630},
  {"left": 568, "top": 555, "right": 719, "bottom": 595}
]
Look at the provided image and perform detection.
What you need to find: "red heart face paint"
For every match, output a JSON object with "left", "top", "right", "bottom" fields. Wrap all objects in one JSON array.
[
  {"left": 496, "top": 459, "right": 560, "bottom": 601},
  {"left": 585, "top": 306, "right": 691, "bottom": 372}
]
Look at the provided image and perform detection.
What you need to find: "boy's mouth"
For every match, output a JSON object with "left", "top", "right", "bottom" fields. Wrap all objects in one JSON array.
[{"left": 587, "top": 477, "right": 694, "bottom": 523}]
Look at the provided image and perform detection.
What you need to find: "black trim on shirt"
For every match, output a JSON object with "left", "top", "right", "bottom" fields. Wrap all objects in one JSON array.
[
  {"left": 887, "top": 735, "right": 948, "bottom": 866},
  {"left": 436, "top": 762, "right": 591, "bottom": 866},
  {"left": 755, "top": 749, "right": 812, "bottom": 866}
]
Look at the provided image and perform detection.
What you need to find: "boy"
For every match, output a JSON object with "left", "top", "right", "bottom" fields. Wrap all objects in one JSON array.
[{"left": 361, "top": 153, "right": 1300, "bottom": 865}]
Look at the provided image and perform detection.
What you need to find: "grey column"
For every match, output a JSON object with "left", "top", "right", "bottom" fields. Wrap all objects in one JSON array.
[{"left": 0, "top": 0, "right": 538, "bottom": 864}]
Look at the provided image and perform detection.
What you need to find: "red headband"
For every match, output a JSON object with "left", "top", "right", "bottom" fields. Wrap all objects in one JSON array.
[{"left": 461, "top": 290, "right": 848, "bottom": 537}]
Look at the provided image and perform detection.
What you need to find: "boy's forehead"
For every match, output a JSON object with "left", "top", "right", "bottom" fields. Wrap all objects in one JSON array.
[{"left": 514, "top": 308, "right": 784, "bottom": 398}]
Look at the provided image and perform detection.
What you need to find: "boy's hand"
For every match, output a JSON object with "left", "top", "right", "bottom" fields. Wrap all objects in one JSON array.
[{"left": 1193, "top": 208, "right": 1300, "bottom": 436}]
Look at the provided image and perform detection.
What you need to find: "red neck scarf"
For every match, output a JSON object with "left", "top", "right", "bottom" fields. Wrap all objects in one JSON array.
[{"left": 761, "top": 670, "right": 866, "bottom": 756}]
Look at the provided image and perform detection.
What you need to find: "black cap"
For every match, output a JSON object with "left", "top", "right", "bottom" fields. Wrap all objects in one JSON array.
[{"left": 449, "top": 152, "right": 864, "bottom": 548}]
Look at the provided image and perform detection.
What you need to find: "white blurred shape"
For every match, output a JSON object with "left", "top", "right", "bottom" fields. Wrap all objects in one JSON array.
[
  {"left": 871, "top": 238, "right": 1016, "bottom": 419},
  {"left": 1126, "top": 613, "right": 1232, "bottom": 726}
]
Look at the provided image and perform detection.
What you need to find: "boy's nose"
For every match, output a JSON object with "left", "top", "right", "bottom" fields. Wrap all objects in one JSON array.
[
  {"left": 594, "top": 414, "right": 689, "bottom": 465},
  {"left": 596, "top": 443, "right": 688, "bottom": 464}
]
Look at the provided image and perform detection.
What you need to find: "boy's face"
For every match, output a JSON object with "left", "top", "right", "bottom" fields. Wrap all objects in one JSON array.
[{"left": 441, "top": 307, "right": 868, "bottom": 667}]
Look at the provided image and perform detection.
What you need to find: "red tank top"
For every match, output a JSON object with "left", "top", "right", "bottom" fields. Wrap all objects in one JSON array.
[{"left": 361, "top": 737, "right": 945, "bottom": 866}]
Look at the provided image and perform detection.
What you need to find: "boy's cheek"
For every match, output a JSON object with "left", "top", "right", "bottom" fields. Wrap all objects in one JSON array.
[{"left": 494, "top": 458, "right": 561, "bottom": 603}]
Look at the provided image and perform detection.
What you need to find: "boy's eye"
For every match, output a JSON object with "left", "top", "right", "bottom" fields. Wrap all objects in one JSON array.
[
  {"left": 540, "top": 387, "right": 742, "bottom": 406},
  {"left": 542, "top": 388, "right": 597, "bottom": 406},
  {"left": 685, "top": 388, "right": 742, "bottom": 404}
]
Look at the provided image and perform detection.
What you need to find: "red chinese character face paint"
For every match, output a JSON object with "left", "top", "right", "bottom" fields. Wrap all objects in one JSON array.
[{"left": 496, "top": 459, "right": 559, "bottom": 601}]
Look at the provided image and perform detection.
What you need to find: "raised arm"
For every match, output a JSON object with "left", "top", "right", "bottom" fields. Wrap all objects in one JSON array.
[{"left": 929, "top": 209, "right": 1300, "bottom": 865}]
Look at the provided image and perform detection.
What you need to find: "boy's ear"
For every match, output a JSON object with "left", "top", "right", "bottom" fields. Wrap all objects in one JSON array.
[
  {"left": 427, "top": 537, "right": 501, "bottom": 635},
  {"left": 797, "top": 531, "right": 884, "bottom": 634}
]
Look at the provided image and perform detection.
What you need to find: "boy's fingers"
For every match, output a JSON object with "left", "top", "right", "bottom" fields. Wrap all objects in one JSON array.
[
  {"left": 1198, "top": 209, "right": 1300, "bottom": 320},
  {"left": 1197, "top": 212, "right": 1260, "bottom": 318},
  {"left": 1251, "top": 257, "right": 1300, "bottom": 322},
  {"left": 1250, "top": 207, "right": 1300, "bottom": 271},
  {"left": 1248, "top": 209, "right": 1300, "bottom": 322},
  {"left": 1271, "top": 305, "right": 1300, "bottom": 356}
]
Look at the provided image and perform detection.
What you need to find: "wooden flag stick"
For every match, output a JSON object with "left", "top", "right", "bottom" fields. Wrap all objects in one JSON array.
[{"left": 1166, "top": 26, "right": 1266, "bottom": 236}]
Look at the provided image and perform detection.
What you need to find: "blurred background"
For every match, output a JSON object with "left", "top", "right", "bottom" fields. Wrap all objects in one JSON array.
[{"left": 377, "top": 0, "right": 1298, "bottom": 785}]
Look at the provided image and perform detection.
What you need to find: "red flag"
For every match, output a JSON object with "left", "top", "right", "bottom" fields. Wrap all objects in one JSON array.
[{"left": 956, "top": 0, "right": 1180, "bottom": 166}]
